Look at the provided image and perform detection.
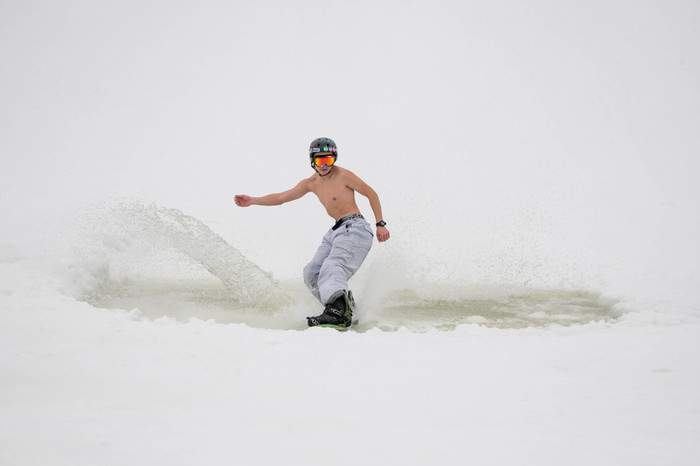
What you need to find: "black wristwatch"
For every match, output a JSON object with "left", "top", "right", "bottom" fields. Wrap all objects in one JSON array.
[{"left": 376, "top": 220, "right": 387, "bottom": 228}]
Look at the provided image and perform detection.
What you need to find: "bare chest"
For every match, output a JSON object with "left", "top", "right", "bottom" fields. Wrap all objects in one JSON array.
[
  {"left": 312, "top": 177, "right": 350, "bottom": 202},
  {"left": 310, "top": 176, "right": 358, "bottom": 217}
]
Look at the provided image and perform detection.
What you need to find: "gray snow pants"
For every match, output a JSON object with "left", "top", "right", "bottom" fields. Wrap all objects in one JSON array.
[{"left": 303, "top": 215, "right": 374, "bottom": 305}]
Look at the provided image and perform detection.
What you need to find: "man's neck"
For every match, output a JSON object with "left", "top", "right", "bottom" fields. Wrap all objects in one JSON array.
[{"left": 316, "top": 166, "right": 336, "bottom": 179}]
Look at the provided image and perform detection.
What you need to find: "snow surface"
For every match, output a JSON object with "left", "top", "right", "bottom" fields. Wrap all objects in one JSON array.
[{"left": 2, "top": 1, "right": 700, "bottom": 465}]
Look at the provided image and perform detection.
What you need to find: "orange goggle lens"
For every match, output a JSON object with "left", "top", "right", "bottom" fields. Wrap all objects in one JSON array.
[{"left": 314, "top": 156, "right": 335, "bottom": 167}]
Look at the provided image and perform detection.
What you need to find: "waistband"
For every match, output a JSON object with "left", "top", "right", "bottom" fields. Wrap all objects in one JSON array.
[{"left": 332, "top": 214, "right": 364, "bottom": 230}]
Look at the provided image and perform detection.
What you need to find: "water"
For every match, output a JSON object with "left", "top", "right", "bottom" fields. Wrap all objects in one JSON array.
[
  {"left": 85, "top": 278, "right": 619, "bottom": 331},
  {"left": 372, "top": 287, "right": 619, "bottom": 331},
  {"left": 84, "top": 278, "right": 291, "bottom": 329},
  {"left": 71, "top": 202, "right": 289, "bottom": 310},
  {"left": 76, "top": 202, "right": 621, "bottom": 331}
]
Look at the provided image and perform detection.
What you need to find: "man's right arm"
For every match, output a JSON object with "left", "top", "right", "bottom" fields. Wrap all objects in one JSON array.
[{"left": 235, "top": 179, "right": 310, "bottom": 207}]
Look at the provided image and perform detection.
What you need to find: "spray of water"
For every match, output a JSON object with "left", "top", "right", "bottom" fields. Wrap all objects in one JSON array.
[
  {"left": 72, "top": 202, "right": 289, "bottom": 311},
  {"left": 69, "top": 201, "right": 620, "bottom": 330}
]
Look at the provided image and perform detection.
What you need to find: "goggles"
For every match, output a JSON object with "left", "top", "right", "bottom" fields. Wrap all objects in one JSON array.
[{"left": 314, "top": 155, "right": 336, "bottom": 167}]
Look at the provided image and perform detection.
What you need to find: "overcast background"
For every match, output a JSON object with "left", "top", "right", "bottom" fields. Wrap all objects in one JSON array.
[{"left": 2, "top": 0, "right": 699, "bottom": 286}]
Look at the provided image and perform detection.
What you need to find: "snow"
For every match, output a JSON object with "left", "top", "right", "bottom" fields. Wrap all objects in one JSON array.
[{"left": 2, "top": 1, "right": 700, "bottom": 465}]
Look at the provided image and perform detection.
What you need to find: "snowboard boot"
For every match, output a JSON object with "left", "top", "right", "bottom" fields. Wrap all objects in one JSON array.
[
  {"left": 347, "top": 290, "right": 356, "bottom": 314},
  {"left": 307, "top": 290, "right": 353, "bottom": 329},
  {"left": 347, "top": 290, "right": 359, "bottom": 326}
]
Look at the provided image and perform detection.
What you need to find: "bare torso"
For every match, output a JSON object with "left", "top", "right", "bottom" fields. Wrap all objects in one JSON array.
[
  {"left": 234, "top": 160, "right": 389, "bottom": 242},
  {"left": 305, "top": 166, "right": 361, "bottom": 220}
]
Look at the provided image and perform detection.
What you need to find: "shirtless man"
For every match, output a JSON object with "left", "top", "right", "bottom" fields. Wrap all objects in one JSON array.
[{"left": 234, "top": 137, "right": 390, "bottom": 329}]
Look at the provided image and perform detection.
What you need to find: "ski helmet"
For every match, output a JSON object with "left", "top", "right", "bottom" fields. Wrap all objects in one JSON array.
[{"left": 309, "top": 137, "right": 338, "bottom": 161}]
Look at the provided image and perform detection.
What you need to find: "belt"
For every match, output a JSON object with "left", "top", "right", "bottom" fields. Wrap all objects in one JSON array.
[{"left": 332, "top": 214, "right": 364, "bottom": 230}]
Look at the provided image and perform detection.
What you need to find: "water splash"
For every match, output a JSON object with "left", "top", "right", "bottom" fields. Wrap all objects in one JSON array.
[
  {"left": 74, "top": 202, "right": 289, "bottom": 310},
  {"left": 71, "top": 202, "right": 621, "bottom": 330}
]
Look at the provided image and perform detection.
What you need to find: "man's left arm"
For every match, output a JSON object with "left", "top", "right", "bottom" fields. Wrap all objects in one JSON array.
[{"left": 346, "top": 171, "right": 390, "bottom": 243}]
